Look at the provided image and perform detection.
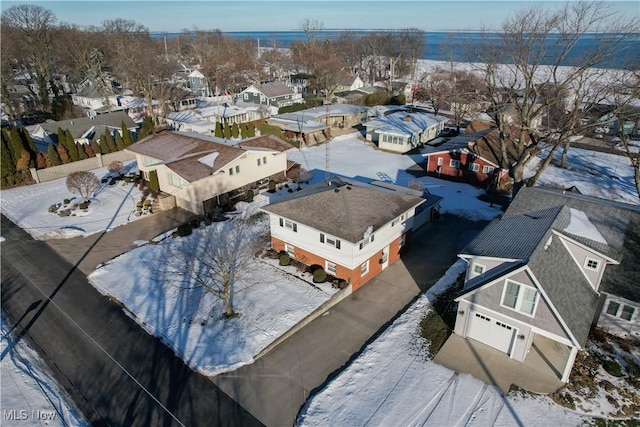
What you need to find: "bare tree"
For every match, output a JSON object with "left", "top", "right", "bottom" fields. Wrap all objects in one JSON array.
[
  {"left": 300, "top": 18, "right": 325, "bottom": 44},
  {"left": 66, "top": 171, "right": 99, "bottom": 201},
  {"left": 162, "top": 217, "right": 266, "bottom": 318},
  {"left": 475, "top": 1, "right": 639, "bottom": 195},
  {"left": 1, "top": 4, "right": 58, "bottom": 111}
]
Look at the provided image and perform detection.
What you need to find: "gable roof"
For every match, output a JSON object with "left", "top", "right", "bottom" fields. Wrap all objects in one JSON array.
[
  {"left": 262, "top": 180, "right": 425, "bottom": 243},
  {"left": 364, "top": 111, "right": 447, "bottom": 137},
  {"left": 254, "top": 82, "right": 293, "bottom": 98},
  {"left": 509, "top": 187, "right": 640, "bottom": 303},
  {"left": 39, "top": 111, "right": 137, "bottom": 139},
  {"left": 237, "top": 134, "right": 292, "bottom": 152},
  {"left": 126, "top": 131, "right": 246, "bottom": 182}
]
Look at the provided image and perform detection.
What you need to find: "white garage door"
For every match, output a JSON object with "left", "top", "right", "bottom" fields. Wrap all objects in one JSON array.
[{"left": 467, "top": 311, "right": 516, "bottom": 355}]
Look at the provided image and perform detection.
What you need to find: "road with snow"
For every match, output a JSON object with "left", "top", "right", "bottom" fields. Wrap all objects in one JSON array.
[{"left": 0, "top": 214, "right": 261, "bottom": 427}]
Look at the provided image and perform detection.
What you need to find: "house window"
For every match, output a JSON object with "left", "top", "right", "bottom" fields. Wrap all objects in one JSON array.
[
  {"left": 501, "top": 280, "right": 538, "bottom": 316},
  {"left": 235, "top": 165, "right": 240, "bottom": 174},
  {"left": 359, "top": 234, "right": 375, "bottom": 250},
  {"left": 257, "top": 158, "right": 261, "bottom": 166},
  {"left": 606, "top": 301, "right": 620, "bottom": 316},
  {"left": 142, "top": 156, "right": 156, "bottom": 166},
  {"left": 472, "top": 264, "right": 485, "bottom": 275},
  {"left": 243, "top": 93, "right": 248, "bottom": 100},
  {"left": 437, "top": 157, "right": 443, "bottom": 166},
  {"left": 400, "top": 233, "right": 407, "bottom": 248},
  {"left": 361, "top": 261, "right": 369, "bottom": 277},
  {"left": 285, "top": 243, "right": 295, "bottom": 258},
  {"left": 279, "top": 218, "right": 297, "bottom": 232},
  {"left": 468, "top": 163, "right": 480, "bottom": 172},
  {"left": 326, "top": 261, "right": 337, "bottom": 275},
  {"left": 606, "top": 300, "right": 635, "bottom": 321},
  {"left": 450, "top": 159, "right": 460, "bottom": 168},
  {"left": 483, "top": 165, "right": 495, "bottom": 174},
  {"left": 168, "top": 173, "right": 181, "bottom": 187},
  {"left": 263, "top": 156, "right": 267, "bottom": 164},
  {"left": 584, "top": 258, "right": 600, "bottom": 271},
  {"left": 229, "top": 168, "right": 234, "bottom": 175},
  {"left": 320, "top": 233, "right": 341, "bottom": 249}
]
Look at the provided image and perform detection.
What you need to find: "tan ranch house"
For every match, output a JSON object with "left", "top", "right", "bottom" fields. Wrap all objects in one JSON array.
[{"left": 126, "top": 131, "right": 291, "bottom": 215}]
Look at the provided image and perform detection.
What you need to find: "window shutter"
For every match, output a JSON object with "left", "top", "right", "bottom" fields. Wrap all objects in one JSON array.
[
  {"left": 371, "top": 234, "right": 375, "bottom": 242},
  {"left": 279, "top": 218, "right": 283, "bottom": 227},
  {"left": 336, "top": 240, "right": 341, "bottom": 249},
  {"left": 293, "top": 223, "right": 297, "bottom": 232},
  {"left": 359, "top": 242, "right": 363, "bottom": 250},
  {"left": 320, "top": 233, "right": 325, "bottom": 243}
]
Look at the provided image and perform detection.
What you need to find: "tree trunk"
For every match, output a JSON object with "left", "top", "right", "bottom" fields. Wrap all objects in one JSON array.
[
  {"left": 560, "top": 140, "right": 571, "bottom": 168},
  {"left": 527, "top": 144, "right": 560, "bottom": 187},
  {"left": 511, "top": 163, "right": 526, "bottom": 197},
  {"left": 223, "top": 281, "right": 235, "bottom": 317}
]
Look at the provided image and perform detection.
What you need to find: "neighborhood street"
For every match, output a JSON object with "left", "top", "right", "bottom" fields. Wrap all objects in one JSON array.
[{"left": 1, "top": 214, "right": 261, "bottom": 427}]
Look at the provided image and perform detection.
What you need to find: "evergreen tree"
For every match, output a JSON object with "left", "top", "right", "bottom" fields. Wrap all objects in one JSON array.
[
  {"left": 115, "top": 132, "right": 125, "bottom": 150},
  {"left": 64, "top": 129, "right": 80, "bottom": 161},
  {"left": 104, "top": 129, "right": 117, "bottom": 152},
  {"left": 215, "top": 121, "right": 223, "bottom": 138},
  {"left": 84, "top": 143, "right": 95, "bottom": 158},
  {"left": 231, "top": 122, "right": 239, "bottom": 138},
  {"left": 138, "top": 116, "right": 154, "bottom": 140},
  {"left": 20, "top": 128, "right": 37, "bottom": 167},
  {"left": 91, "top": 139, "right": 101, "bottom": 156},
  {"left": 248, "top": 123, "right": 255, "bottom": 137},
  {"left": 240, "top": 123, "right": 247, "bottom": 138},
  {"left": 48, "top": 144, "right": 62, "bottom": 166},
  {"left": 8, "top": 127, "right": 24, "bottom": 166},
  {"left": 224, "top": 122, "right": 232, "bottom": 139},
  {"left": 57, "top": 143, "right": 71, "bottom": 164},
  {"left": 36, "top": 152, "right": 49, "bottom": 169},
  {"left": 122, "top": 122, "right": 135, "bottom": 146},
  {"left": 99, "top": 135, "right": 110, "bottom": 154},
  {"left": 16, "top": 147, "right": 31, "bottom": 171},
  {"left": 1, "top": 135, "right": 16, "bottom": 178},
  {"left": 77, "top": 143, "right": 88, "bottom": 160}
]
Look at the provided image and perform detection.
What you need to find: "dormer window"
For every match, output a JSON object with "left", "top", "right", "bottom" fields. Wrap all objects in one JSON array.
[
  {"left": 472, "top": 264, "right": 485, "bottom": 275},
  {"left": 584, "top": 258, "right": 600, "bottom": 271}
]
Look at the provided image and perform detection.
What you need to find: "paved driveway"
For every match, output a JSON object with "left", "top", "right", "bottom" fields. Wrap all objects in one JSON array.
[
  {"left": 211, "top": 214, "right": 488, "bottom": 427},
  {"left": 46, "top": 208, "right": 194, "bottom": 274}
]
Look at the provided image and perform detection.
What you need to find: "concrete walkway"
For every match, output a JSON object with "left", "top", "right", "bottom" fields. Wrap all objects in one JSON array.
[
  {"left": 211, "top": 215, "right": 487, "bottom": 427},
  {"left": 46, "top": 208, "right": 194, "bottom": 274},
  {"left": 435, "top": 334, "right": 565, "bottom": 394}
]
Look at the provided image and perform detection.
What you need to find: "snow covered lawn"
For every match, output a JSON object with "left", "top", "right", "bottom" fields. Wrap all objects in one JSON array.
[
  {"left": 0, "top": 161, "right": 147, "bottom": 240},
  {"left": 1, "top": 312, "right": 88, "bottom": 427},
  {"left": 88, "top": 217, "right": 339, "bottom": 376},
  {"left": 289, "top": 134, "right": 505, "bottom": 221},
  {"left": 525, "top": 147, "right": 639, "bottom": 205},
  {"left": 297, "top": 261, "right": 589, "bottom": 426}
]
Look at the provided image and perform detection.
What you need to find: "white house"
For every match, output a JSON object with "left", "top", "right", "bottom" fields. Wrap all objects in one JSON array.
[
  {"left": 126, "top": 131, "right": 292, "bottom": 215},
  {"left": 364, "top": 110, "right": 448, "bottom": 154},
  {"left": 261, "top": 178, "right": 442, "bottom": 290}
]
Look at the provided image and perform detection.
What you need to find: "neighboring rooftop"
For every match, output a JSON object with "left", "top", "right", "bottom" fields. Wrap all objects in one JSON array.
[{"left": 262, "top": 180, "right": 425, "bottom": 243}]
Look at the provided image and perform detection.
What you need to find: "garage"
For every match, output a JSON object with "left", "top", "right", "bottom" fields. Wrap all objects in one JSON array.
[{"left": 466, "top": 311, "right": 516, "bottom": 355}]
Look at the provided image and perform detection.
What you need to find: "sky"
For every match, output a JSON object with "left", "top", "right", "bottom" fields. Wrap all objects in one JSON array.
[{"left": 2, "top": 1, "right": 639, "bottom": 32}]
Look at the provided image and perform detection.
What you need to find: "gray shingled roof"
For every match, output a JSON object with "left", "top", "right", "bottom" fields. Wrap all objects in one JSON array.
[
  {"left": 40, "top": 111, "right": 137, "bottom": 139},
  {"left": 127, "top": 131, "right": 245, "bottom": 182},
  {"left": 262, "top": 182, "right": 425, "bottom": 243},
  {"left": 256, "top": 82, "right": 293, "bottom": 98}
]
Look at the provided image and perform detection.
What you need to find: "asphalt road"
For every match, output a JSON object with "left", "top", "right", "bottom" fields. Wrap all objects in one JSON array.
[{"left": 1, "top": 215, "right": 262, "bottom": 427}]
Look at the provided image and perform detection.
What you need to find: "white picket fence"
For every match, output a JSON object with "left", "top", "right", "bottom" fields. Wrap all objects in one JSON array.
[{"left": 30, "top": 151, "right": 137, "bottom": 183}]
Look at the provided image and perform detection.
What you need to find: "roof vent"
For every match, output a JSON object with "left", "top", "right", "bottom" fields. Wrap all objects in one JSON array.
[
  {"left": 334, "top": 188, "right": 340, "bottom": 193},
  {"left": 346, "top": 186, "right": 352, "bottom": 190}
]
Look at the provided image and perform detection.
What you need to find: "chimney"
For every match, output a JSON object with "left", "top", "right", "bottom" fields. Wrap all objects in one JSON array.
[{"left": 403, "top": 115, "right": 411, "bottom": 122}]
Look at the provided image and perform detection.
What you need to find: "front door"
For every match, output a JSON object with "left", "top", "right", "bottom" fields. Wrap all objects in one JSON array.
[{"left": 381, "top": 245, "right": 389, "bottom": 270}]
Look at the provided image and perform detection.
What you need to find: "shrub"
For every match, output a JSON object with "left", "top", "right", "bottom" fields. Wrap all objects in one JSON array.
[
  {"left": 279, "top": 253, "right": 291, "bottom": 266},
  {"left": 136, "top": 201, "right": 143, "bottom": 208},
  {"left": 176, "top": 223, "right": 192, "bottom": 237},
  {"left": 602, "top": 359, "right": 624, "bottom": 377},
  {"left": 63, "top": 198, "right": 70, "bottom": 204},
  {"left": 108, "top": 160, "right": 124, "bottom": 175},
  {"left": 143, "top": 199, "right": 151, "bottom": 207},
  {"left": 109, "top": 178, "right": 116, "bottom": 185},
  {"left": 59, "top": 209, "right": 71, "bottom": 217},
  {"left": 419, "top": 309, "right": 451, "bottom": 359},
  {"left": 313, "top": 268, "right": 327, "bottom": 283},
  {"left": 245, "top": 189, "right": 254, "bottom": 202},
  {"left": 191, "top": 219, "right": 200, "bottom": 229},
  {"left": 268, "top": 180, "right": 276, "bottom": 193},
  {"left": 66, "top": 171, "right": 99, "bottom": 201},
  {"left": 48, "top": 204, "right": 58, "bottom": 213},
  {"left": 79, "top": 202, "right": 89, "bottom": 210}
]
